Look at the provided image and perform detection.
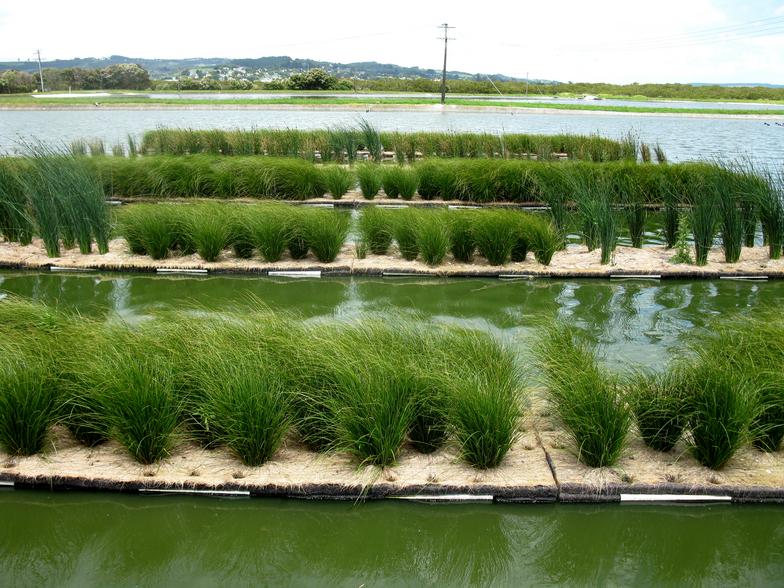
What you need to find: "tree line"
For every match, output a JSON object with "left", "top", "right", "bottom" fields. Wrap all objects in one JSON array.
[{"left": 0, "top": 64, "right": 150, "bottom": 93}]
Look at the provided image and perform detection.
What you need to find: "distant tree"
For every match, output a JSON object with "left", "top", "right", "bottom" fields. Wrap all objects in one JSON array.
[
  {"left": 286, "top": 68, "right": 341, "bottom": 90},
  {"left": 0, "top": 70, "right": 36, "bottom": 93},
  {"left": 100, "top": 64, "right": 151, "bottom": 90}
]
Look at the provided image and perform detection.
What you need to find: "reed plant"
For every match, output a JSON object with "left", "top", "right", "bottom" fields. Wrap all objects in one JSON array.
[
  {"left": 715, "top": 168, "right": 744, "bottom": 263},
  {"left": 688, "top": 189, "right": 719, "bottom": 266},
  {"left": 625, "top": 370, "right": 688, "bottom": 452},
  {"left": 755, "top": 170, "right": 783, "bottom": 259},
  {"left": 536, "top": 324, "right": 630, "bottom": 467},
  {"left": 357, "top": 164, "right": 382, "bottom": 199},
  {"left": 142, "top": 128, "right": 634, "bottom": 162},
  {"left": 0, "top": 163, "right": 34, "bottom": 244},
  {"left": 321, "top": 165, "right": 354, "bottom": 199},
  {"left": 328, "top": 127, "right": 360, "bottom": 163},
  {"left": 358, "top": 119, "right": 383, "bottom": 162}
]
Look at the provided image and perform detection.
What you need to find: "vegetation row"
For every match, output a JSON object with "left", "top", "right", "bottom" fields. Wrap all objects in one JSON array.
[
  {"left": 537, "top": 313, "right": 784, "bottom": 470},
  {"left": 139, "top": 126, "right": 638, "bottom": 162},
  {"left": 0, "top": 300, "right": 781, "bottom": 474},
  {"left": 0, "top": 299, "right": 521, "bottom": 469},
  {"left": 118, "top": 203, "right": 349, "bottom": 263}
]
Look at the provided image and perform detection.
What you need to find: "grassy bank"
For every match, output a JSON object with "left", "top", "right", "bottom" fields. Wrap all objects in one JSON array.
[{"left": 2, "top": 93, "right": 783, "bottom": 116}]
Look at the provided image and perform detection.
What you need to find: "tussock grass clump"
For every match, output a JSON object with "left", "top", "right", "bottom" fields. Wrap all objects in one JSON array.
[
  {"left": 473, "top": 210, "right": 518, "bottom": 265},
  {"left": 117, "top": 204, "right": 178, "bottom": 259},
  {"left": 447, "top": 332, "right": 522, "bottom": 469},
  {"left": 301, "top": 208, "right": 350, "bottom": 262},
  {"left": 98, "top": 352, "right": 181, "bottom": 464},
  {"left": 201, "top": 361, "right": 290, "bottom": 466},
  {"left": 528, "top": 221, "right": 560, "bottom": 266},
  {"left": 382, "top": 166, "right": 418, "bottom": 200},
  {"left": 321, "top": 165, "right": 354, "bottom": 199},
  {"left": 332, "top": 365, "right": 416, "bottom": 466},
  {"left": 186, "top": 203, "right": 233, "bottom": 262},
  {"left": 448, "top": 211, "right": 476, "bottom": 262},
  {"left": 391, "top": 208, "right": 420, "bottom": 261},
  {"left": 357, "top": 164, "right": 382, "bottom": 199},
  {"left": 0, "top": 353, "right": 59, "bottom": 456},
  {"left": 626, "top": 370, "right": 687, "bottom": 452},
  {"left": 246, "top": 204, "right": 291, "bottom": 262},
  {"left": 682, "top": 362, "right": 757, "bottom": 470},
  {"left": 536, "top": 324, "right": 630, "bottom": 468},
  {"left": 691, "top": 311, "right": 784, "bottom": 453},
  {"left": 752, "top": 381, "right": 784, "bottom": 452},
  {"left": 358, "top": 207, "right": 394, "bottom": 254},
  {"left": 415, "top": 212, "right": 451, "bottom": 266}
]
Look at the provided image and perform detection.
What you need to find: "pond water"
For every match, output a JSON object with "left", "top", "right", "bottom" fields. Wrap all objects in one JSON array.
[
  {"left": 0, "top": 490, "right": 782, "bottom": 587},
  {"left": 1, "top": 108, "right": 782, "bottom": 165},
  {"left": 0, "top": 272, "right": 775, "bottom": 370}
]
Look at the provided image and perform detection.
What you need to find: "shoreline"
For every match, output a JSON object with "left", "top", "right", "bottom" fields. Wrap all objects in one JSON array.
[
  {"left": 1, "top": 239, "right": 783, "bottom": 280},
  {"left": 2, "top": 406, "right": 781, "bottom": 503},
  {"left": 1, "top": 102, "right": 782, "bottom": 120}
]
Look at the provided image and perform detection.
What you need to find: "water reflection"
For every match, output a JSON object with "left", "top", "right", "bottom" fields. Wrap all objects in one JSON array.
[{"left": 1, "top": 493, "right": 782, "bottom": 586}]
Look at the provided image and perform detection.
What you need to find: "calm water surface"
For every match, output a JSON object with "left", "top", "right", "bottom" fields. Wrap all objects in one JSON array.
[{"left": 0, "top": 491, "right": 782, "bottom": 587}]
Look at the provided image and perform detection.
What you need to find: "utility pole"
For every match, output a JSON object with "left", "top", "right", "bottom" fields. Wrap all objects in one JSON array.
[
  {"left": 35, "top": 49, "right": 45, "bottom": 93},
  {"left": 438, "top": 23, "right": 455, "bottom": 105}
]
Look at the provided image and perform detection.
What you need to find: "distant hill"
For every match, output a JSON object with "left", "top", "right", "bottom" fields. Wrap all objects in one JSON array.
[{"left": 0, "top": 54, "right": 541, "bottom": 83}]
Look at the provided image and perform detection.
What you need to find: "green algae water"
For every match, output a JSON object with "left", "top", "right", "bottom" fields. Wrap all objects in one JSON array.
[
  {"left": 0, "top": 490, "right": 782, "bottom": 587},
  {"left": 0, "top": 271, "right": 778, "bottom": 368}
]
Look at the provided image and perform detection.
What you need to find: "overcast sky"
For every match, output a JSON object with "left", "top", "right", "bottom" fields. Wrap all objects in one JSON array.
[{"left": 1, "top": 0, "right": 783, "bottom": 84}]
